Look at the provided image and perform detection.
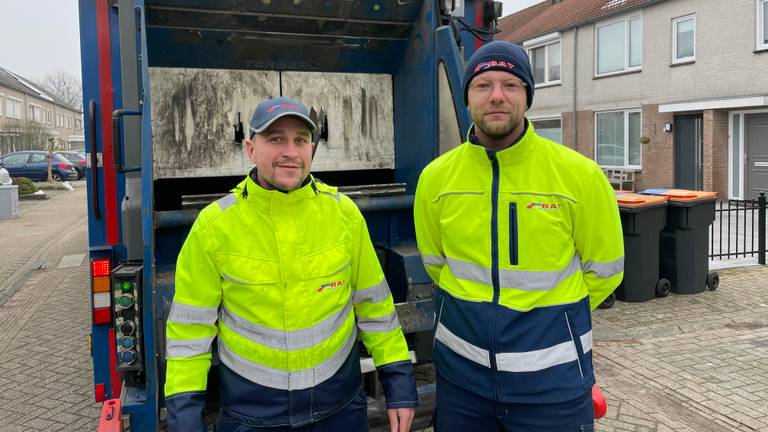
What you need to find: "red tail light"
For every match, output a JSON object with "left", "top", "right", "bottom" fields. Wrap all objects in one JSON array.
[
  {"left": 58, "top": 162, "right": 73, "bottom": 170},
  {"left": 78, "top": 159, "right": 86, "bottom": 165},
  {"left": 92, "top": 258, "right": 111, "bottom": 277},
  {"left": 92, "top": 258, "right": 112, "bottom": 325}
]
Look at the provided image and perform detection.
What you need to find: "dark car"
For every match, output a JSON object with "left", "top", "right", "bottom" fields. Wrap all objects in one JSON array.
[
  {"left": 0, "top": 151, "right": 79, "bottom": 182},
  {"left": 56, "top": 151, "right": 87, "bottom": 179}
]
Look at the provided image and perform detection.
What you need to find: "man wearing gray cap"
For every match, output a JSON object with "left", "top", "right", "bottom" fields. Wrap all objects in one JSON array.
[
  {"left": 165, "top": 96, "right": 417, "bottom": 431},
  {"left": 415, "top": 41, "right": 624, "bottom": 430}
]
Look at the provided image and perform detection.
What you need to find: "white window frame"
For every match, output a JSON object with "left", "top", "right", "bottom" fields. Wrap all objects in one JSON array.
[
  {"left": 6, "top": 96, "right": 23, "bottom": 120},
  {"left": 729, "top": 108, "right": 768, "bottom": 200},
  {"left": 29, "top": 103, "right": 44, "bottom": 123},
  {"left": 759, "top": 0, "right": 768, "bottom": 50},
  {"left": 672, "top": 14, "right": 696, "bottom": 63},
  {"left": 524, "top": 33, "right": 562, "bottom": 88},
  {"left": 594, "top": 108, "right": 642, "bottom": 169},
  {"left": 595, "top": 16, "right": 643, "bottom": 77},
  {"left": 530, "top": 115, "right": 563, "bottom": 143}
]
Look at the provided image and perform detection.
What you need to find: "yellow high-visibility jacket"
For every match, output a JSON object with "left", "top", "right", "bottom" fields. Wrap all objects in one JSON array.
[
  {"left": 415, "top": 121, "right": 623, "bottom": 404},
  {"left": 165, "top": 172, "right": 415, "bottom": 431}
]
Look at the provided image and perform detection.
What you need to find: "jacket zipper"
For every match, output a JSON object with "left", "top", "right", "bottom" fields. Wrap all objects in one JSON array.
[
  {"left": 509, "top": 202, "right": 518, "bottom": 265},
  {"left": 488, "top": 150, "right": 501, "bottom": 401}
]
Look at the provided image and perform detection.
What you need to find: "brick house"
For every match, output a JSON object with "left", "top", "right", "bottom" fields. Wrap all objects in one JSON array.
[
  {"left": 0, "top": 66, "right": 84, "bottom": 154},
  {"left": 498, "top": 0, "right": 768, "bottom": 199}
]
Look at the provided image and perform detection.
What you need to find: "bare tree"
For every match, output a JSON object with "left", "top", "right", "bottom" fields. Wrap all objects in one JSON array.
[
  {"left": 46, "top": 137, "right": 67, "bottom": 182},
  {"left": 0, "top": 119, "right": 53, "bottom": 154},
  {"left": 40, "top": 71, "right": 82, "bottom": 111}
]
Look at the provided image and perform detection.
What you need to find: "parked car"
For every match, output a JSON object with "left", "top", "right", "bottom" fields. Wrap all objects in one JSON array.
[
  {"left": 0, "top": 151, "right": 78, "bottom": 182},
  {"left": 56, "top": 151, "right": 87, "bottom": 179},
  {"left": 0, "top": 164, "right": 11, "bottom": 186}
]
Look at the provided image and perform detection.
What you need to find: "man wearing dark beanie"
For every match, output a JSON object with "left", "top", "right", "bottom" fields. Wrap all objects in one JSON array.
[{"left": 414, "top": 40, "right": 624, "bottom": 430}]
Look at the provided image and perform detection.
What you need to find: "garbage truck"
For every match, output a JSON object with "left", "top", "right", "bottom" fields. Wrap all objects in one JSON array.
[{"left": 79, "top": 0, "right": 502, "bottom": 430}]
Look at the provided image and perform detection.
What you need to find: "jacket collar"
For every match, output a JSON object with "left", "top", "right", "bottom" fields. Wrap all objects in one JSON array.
[
  {"left": 233, "top": 168, "right": 318, "bottom": 204},
  {"left": 464, "top": 118, "right": 537, "bottom": 166}
]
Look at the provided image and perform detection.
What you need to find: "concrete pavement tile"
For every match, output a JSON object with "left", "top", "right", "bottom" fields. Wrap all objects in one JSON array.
[{"left": 23, "top": 418, "right": 57, "bottom": 430}]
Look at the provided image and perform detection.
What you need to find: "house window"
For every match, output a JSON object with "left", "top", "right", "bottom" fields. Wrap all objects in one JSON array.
[
  {"left": 596, "top": 17, "right": 642, "bottom": 75},
  {"left": 595, "top": 109, "right": 641, "bottom": 168},
  {"left": 673, "top": 15, "right": 695, "bottom": 63},
  {"left": 531, "top": 118, "right": 562, "bottom": 144},
  {"left": 529, "top": 41, "right": 561, "bottom": 86},
  {"left": 759, "top": 0, "right": 768, "bottom": 50},
  {"left": 29, "top": 105, "right": 44, "bottom": 123},
  {"left": 6, "top": 97, "right": 22, "bottom": 119}
]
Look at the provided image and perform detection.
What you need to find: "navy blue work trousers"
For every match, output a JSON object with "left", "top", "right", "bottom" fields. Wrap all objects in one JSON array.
[
  {"left": 434, "top": 374, "right": 594, "bottom": 432},
  {"left": 215, "top": 388, "right": 368, "bottom": 432}
]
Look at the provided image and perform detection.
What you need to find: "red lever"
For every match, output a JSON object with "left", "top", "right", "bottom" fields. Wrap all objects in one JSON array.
[
  {"left": 592, "top": 384, "right": 607, "bottom": 419},
  {"left": 98, "top": 399, "right": 122, "bottom": 432}
]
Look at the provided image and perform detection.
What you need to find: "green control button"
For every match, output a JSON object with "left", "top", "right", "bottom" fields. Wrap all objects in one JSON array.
[
  {"left": 117, "top": 294, "right": 134, "bottom": 308},
  {"left": 120, "top": 281, "right": 134, "bottom": 292}
]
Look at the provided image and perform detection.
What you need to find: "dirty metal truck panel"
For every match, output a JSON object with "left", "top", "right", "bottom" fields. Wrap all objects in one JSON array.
[
  {"left": 150, "top": 68, "right": 394, "bottom": 178},
  {"left": 149, "top": 68, "right": 277, "bottom": 178},
  {"left": 282, "top": 72, "right": 394, "bottom": 172}
]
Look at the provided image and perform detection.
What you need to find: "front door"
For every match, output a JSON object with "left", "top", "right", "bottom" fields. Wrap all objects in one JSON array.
[
  {"left": 674, "top": 114, "right": 703, "bottom": 190},
  {"left": 746, "top": 113, "right": 768, "bottom": 199}
]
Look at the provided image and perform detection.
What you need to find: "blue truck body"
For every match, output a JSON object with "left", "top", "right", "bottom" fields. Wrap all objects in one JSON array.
[{"left": 79, "top": 1, "right": 499, "bottom": 429}]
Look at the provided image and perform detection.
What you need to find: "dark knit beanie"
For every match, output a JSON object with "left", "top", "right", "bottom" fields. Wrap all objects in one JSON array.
[{"left": 463, "top": 40, "right": 535, "bottom": 108}]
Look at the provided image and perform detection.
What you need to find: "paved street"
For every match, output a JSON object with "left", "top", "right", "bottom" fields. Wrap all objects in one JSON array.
[
  {"left": 0, "top": 182, "right": 100, "bottom": 431},
  {"left": 1, "top": 185, "right": 768, "bottom": 431}
]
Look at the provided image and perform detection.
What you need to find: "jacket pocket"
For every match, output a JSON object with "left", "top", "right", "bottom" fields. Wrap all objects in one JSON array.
[
  {"left": 304, "top": 242, "right": 353, "bottom": 317},
  {"left": 221, "top": 254, "right": 281, "bottom": 286},
  {"left": 509, "top": 202, "right": 518, "bottom": 266},
  {"left": 304, "top": 242, "right": 352, "bottom": 284}
]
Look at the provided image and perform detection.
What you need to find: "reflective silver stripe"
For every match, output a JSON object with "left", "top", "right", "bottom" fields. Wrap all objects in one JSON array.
[
  {"left": 218, "top": 326, "right": 357, "bottom": 391},
  {"left": 499, "top": 254, "right": 582, "bottom": 290},
  {"left": 495, "top": 340, "right": 579, "bottom": 373},
  {"left": 435, "top": 322, "right": 591, "bottom": 373},
  {"left": 434, "top": 323, "right": 490, "bottom": 368},
  {"left": 222, "top": 273, "right": 251, "bottom": 285},
  {"left": 435, "top": 190, "right": 484, "bottom": 203},
  {"left": 447, "top": 255, "right": 582, "bottom": 291},
  {"left": 447, "top": 257, "right": 491, "bottom": 286},
  {"left": 168, "top": 301, "right": 219, "bottom": 325},
  {"left": 352, "top": 279, "right": 390, "bottom": 305},
  {"left": 580, "top": 330, "right": 593, "bottom": 354},
  {"left": 357, "top": 310, "right": 400, "bottom": 333},
  {"left": 508, "top": 191, "right": 577, "bottom": 203},
  {"left": 581, "top": 256, "right": 624, "bottom": 278},
  {"left": 216, "top": 193, "right": 237, "bottom": 211},
  {"left": 421, "top": 254, "right": 446, "bottom": 267},
  {"left": 320, "top": 191, "right": 340, "bottom": 201},
  {"left": 166, "top": 336, "right": 215, "bottom": 358},
  {"left": 220, "top": 301, "right": 353, "bottom": 351},
  {"left": 328, "top": 261, "right": 351, "bottom": 277}
]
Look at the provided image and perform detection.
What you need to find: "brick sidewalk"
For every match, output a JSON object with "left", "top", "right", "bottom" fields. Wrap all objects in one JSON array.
[
  {"left": 0, "top": 183, "right": 100, "bottom": 431},
  {"left": 593, "top": 266, "right": 768, "bottom": 431}
]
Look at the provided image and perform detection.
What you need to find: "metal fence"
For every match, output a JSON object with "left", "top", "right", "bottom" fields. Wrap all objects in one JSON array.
[{"left": 709, "top": 192, "right": 766, "bottom": 264}]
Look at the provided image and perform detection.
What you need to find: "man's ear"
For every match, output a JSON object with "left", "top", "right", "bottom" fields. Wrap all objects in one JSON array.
[{"left": 244, "top": 138, "right": 258, "bottom": 164}]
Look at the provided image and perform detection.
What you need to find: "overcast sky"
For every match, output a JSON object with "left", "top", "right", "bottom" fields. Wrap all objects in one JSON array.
[
  {"left": 0, "top": 0, "right": 81, "bottom": 82},
  {"left": 0, "top": 0, "right": 540, "bottom": 83},
  {"left": 502, "top": 0, "right": 543, "bottom": 17}
]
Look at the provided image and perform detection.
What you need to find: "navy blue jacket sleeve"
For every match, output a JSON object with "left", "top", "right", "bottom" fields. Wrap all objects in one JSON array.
[
  {"left": 377, "top": 360, "right": 418, "bottom": 409},
  {"left": 165, "top": 391, "right": 206, "bottom": 432}
]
